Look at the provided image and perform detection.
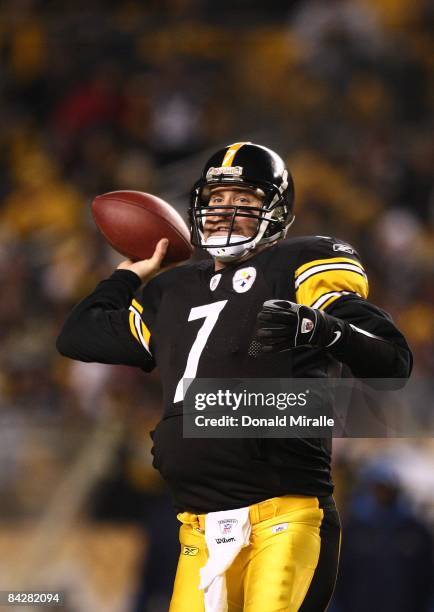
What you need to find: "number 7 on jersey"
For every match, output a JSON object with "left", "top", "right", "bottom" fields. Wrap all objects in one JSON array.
[{"left": 173, "top": 300, "right": 228, "bottom": 403}]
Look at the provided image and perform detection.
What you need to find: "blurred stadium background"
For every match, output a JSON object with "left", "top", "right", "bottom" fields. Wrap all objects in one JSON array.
[{"left": 0, "top": 0, "right": 433, "bottom": 610}]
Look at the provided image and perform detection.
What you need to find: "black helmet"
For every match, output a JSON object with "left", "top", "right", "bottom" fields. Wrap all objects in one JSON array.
[{"left": 189, "top": 142, "right": 295, "bottom": 256}]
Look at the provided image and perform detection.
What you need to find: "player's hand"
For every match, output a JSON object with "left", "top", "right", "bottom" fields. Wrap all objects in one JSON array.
[
  {"left": 117, "top": 238, "right": 169, "bottom": 283},
  {"left": 253, "top": 299, "right": 345, "bottom": 352}
]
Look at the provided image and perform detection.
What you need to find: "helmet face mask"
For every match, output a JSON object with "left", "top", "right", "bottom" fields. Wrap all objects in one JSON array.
[{"left": 189, "top": 142, "right": 295, "bottom": 261}]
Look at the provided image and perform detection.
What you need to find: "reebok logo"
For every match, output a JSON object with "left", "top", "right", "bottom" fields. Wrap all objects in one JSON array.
[
  {"left": 333, "top": 243, "right": 354, "bottom": 254},
  {"left": 215, "top": 537, "right": 236, "bottom": 544},
  {"left": 182, "top": 545, "right": 199, "bottom": 556}
]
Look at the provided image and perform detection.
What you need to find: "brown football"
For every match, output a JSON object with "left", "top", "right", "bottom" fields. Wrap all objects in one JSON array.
[{"left": 91, "top": 190, "right": 193, "bottom": 264}]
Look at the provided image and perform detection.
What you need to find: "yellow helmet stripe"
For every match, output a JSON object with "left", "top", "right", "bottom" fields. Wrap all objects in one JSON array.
[{"left": 221, "top": 142, "right": 248, "bottom": 167}]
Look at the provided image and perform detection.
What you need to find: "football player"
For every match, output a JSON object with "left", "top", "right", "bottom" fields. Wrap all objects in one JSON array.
[{"left": 57, "top": 142, "right": 412, "bottom": 611}]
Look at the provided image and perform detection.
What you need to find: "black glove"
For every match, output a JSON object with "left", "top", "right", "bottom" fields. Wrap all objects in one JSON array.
[{"left": 253, "top": 299, "right": 347, "bottom": 353}]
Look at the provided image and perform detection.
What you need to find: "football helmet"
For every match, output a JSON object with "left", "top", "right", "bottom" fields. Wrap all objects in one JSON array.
[{"left": 189, "top": 142, "right": 295, "bottom": 261}]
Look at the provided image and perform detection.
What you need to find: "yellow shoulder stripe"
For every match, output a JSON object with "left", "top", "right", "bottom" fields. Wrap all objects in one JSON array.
[
  {"left": 310, "top": 290, "right": 356, "bottom": 311},
  {"left": 295, "top": 257, "right": 369, "bottom": 309},
  {"left": 221, "top": 142, "right": 248, "bottom": 167},
  {"left": 317, "top": 293, "right": 346, "bottom": 311},
  {"left": 295, "top": 257, "right": 365, "bottom": 280}
]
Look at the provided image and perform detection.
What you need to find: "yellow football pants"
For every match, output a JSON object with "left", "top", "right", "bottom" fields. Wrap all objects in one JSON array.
[{"left": 169, "top": 495, "right": 341, "bottom": 612}]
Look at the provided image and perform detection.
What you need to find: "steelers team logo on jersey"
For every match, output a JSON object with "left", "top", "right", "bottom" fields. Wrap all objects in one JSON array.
[
  {"left": 210, "top": 273, "right": 222, "bottom": 291},
  {"left": 232, "top": 267, "right": 256, "bottom": 293}
]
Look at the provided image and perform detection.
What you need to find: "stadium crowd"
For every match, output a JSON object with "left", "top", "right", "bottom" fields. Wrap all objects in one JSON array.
[{"left": 0, "top": 0, "right": 433, "bottom": 610}]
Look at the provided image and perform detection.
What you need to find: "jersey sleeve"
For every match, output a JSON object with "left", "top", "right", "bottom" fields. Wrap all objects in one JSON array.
[
  {"left": 294, "top": 237, "right": 369, "bottom": 310},
  {"left": 127, "top": 273, "right": 163, "bottom": 357},
  {"left": 57, "top": 270, "right": 157, "bottom": 372},
  {"left": 128, "top": 298, "right": 152, "bottom": 355},
  {"left": 327, "top": 294, "right": 413, "bottom": 379}
]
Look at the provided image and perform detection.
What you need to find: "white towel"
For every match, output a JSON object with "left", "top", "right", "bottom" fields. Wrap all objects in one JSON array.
[{"left": 199, "top": 507, "right": 251, "bottom": 612}]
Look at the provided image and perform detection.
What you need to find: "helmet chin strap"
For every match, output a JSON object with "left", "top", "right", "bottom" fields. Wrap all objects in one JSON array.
[{"left": 204, "top": 235, "right": 257, "bottom": 262}]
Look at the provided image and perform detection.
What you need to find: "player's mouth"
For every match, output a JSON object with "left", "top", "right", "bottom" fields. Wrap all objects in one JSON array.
[
  {"left": 204, "top": 225, "right": 249, "bottom": 240},
  {"left": 211, "top": 226, "right": 233, "bottom": 235}
]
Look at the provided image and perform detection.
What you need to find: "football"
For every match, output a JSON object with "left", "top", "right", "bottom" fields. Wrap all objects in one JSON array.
[{"left": 91, "top": 190, "right": 193, "bottom": 264}]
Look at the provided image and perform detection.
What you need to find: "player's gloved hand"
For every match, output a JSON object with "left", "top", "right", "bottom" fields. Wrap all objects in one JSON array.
[{"left": 253, "top": 300, "right": 347, "bottom": 353}]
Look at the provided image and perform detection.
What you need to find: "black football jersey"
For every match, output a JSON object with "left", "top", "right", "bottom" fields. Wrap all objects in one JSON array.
[
  {"left": 132, "top": 236, "right": 369, "bottom": 402},
  {"left": 57, "top": 236, "right": 408, "bottom": 512}
]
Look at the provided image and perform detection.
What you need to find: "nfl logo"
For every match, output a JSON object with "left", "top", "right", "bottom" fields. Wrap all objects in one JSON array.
[
  {"left": 218, "top": 518, "right": 238, "bottom": 535},
  {"left": 301, "top": 318, "right": 314, "bottom": 333}
]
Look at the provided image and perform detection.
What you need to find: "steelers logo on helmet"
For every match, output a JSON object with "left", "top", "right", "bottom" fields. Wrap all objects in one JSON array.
[{"left": 189, "top": 142, "right": 295, "bottom": 262}]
